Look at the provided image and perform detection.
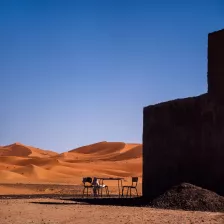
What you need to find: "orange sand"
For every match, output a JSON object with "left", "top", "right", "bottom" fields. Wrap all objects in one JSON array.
[{"left": 0, "top": 142, "right": 142, "bottom": 189}]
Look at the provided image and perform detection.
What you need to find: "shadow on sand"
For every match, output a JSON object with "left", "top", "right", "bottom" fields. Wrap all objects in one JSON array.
[
  {"left": 31, "top": 197, "right": 151, "bottom": 207},
  {"left": 31, "top": 201, "right": 81, "bottom": 205}
]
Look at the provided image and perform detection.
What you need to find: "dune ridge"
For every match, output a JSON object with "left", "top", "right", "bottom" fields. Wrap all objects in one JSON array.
[
  {"left": 0, "top": 142, "right": 58, "bottom": 158},
  {"left": 0, "top": 142, "right": 142, "bottom": 184}
]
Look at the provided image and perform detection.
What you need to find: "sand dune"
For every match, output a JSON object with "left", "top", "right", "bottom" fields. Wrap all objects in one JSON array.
[
  {"left": 11, "top": 164, "right": 73, "bottom": 183},
  {"left": 0, "top": 141, "right": 142, "bottom": 185},
  {"left": 0, "top": 142, "right": 58, "bottom": 158},
  {"left": 63, "top": 141, "right": 142, "bottom": 162},
  {"left": 108, "top": 145, "right": 142, "bottom": 161},
  {"left": 69, "top": 141, "right": 126, "bottom": 154},
  {"left": 0, "top": 170, "right": 27, "bottom": 182}
]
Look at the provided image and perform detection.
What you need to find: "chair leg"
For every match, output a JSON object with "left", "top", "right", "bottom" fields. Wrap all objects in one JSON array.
[
  {"left": 126, "top": 187, "right": 129, "bottom": 198},
  {"left": 106, "top": 186, "right": 110, "bottom": 197},
  {"left": 122, "top": 187, "right": 124, "bottom": 197},
  {"left": 130, "top": 187, "right": 132, "bottom": 198},
  {"left": 83, "top": 187, "right": 85, "bottom": 198},
  {"left": 135, "top": 188, "right": 138, "bottom": 197},
  {"left": 96, "top": 187, "right": 99, "bottom": 197}
]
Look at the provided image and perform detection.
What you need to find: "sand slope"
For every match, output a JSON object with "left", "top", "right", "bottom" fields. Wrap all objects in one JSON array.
[
  {"left": 0, "top": 142, "right": 142, "bottom": 185},
  {"left": 0, "top": 142, "right": 58, "bottom": 158}
]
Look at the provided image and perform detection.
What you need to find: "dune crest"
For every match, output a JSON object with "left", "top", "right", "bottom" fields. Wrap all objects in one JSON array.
[
  {"left": 69, "top": 141, "right": 125, "bottom": 154},
  {"left": 0, "top": 142, "right": 58, "bottom": 158}
]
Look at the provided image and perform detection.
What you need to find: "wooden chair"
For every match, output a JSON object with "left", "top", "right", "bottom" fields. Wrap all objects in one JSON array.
[
  {"left": 82, "top": 177, "right": 93, "bottom": 197},
  {"left": 121, "top": 177, "right": 138, "bottom": 197}
]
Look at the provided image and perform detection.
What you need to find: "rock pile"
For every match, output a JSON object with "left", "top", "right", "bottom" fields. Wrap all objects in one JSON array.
[{"left": 151, "top": 183, "right": 224, "bottom": 212}]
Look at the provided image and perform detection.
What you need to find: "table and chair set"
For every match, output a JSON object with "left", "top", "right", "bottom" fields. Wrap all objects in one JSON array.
[{"left": 82, "top": 176, "right": 139, "bottom": 198}]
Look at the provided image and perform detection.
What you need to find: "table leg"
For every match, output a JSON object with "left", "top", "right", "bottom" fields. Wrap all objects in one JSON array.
[
  {"left": 117, "top": 180, "right": 120, "bottom": 197},
  {"left": 118, "top": 179, "right": 123, "bottom": 197},
  {"left": 121, "top": 179, "right": 123, "bottom": 197},
  {"left": 101, "top": 179, "right": 103, "bottom": 197}
]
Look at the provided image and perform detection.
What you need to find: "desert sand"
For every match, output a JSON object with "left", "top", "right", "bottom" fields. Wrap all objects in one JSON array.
[
  {"left": 0, "top": 142, "right": 142, "bottom": 194},
  {"left": 0, "top": 198, "right": 223, "bottom": 224}
]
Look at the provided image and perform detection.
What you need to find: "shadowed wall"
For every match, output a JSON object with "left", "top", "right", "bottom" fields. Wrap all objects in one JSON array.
[{"left": 143, "top": 29, "right": 224, "bottom": 199}]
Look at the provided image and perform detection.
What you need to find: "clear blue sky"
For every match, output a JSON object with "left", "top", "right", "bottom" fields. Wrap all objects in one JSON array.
[{"left": 0, "top": 0, "right": 223, "bottom": 152}]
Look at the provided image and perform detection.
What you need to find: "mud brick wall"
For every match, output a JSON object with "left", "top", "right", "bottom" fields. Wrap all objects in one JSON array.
[
  {"left": 143, "top": 29, "right": 224, "bottom": 199},
  {"left": 208, "top": 29, "right": 224, "bottom": 100},
  {"left": 143, "top": 94, "right": 224, "bottom": 198}
]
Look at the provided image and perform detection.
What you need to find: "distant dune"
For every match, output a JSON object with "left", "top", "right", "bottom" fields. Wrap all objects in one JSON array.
[
  {"left": 0, "top": 142, "right": 142, "bottom": 185},
  {"left": 0, "top": 142, "right": 58, "bottom": 158},
  {"left": 69, "top": 141, "right": 126, "bottom": 154},
  {"left": 61, "top": 141, "right": 142, "bottom": 161}
]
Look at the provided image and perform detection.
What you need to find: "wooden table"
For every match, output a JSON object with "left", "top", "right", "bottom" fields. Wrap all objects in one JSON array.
[{"left": 96, "top": 177, "right": 124, "bottom": 197}]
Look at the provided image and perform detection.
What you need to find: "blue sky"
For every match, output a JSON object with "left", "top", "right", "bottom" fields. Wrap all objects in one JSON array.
[{"left": 0, "top": 0, "right": 223, "bottom": 152}]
